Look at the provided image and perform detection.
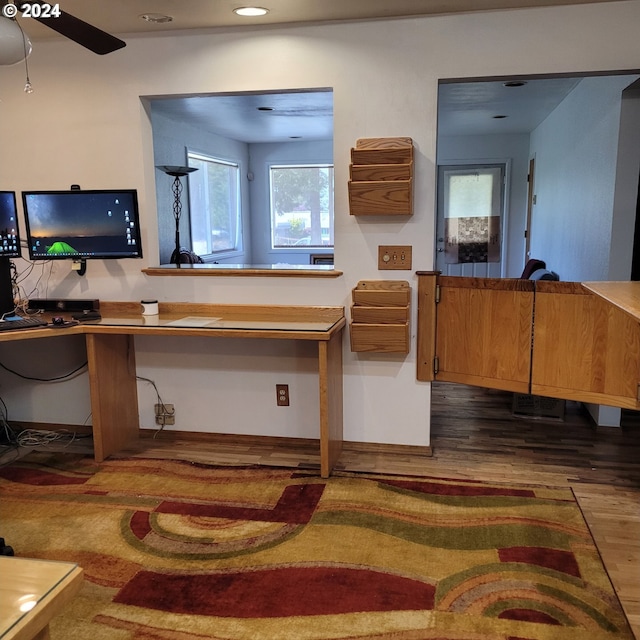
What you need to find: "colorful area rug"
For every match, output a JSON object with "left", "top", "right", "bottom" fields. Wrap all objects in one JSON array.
[{"left": 0, "top": 453, "right": 633, "bottom": 639}]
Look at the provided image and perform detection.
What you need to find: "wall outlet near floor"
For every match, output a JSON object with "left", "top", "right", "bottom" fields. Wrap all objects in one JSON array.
[
  {"left": 155, "top": 403, "right": 175, "bottom": 425},
  {"left": 276, "top": 384, "right": 290, "bottom": 406},
  {"left": 378, "top": 245, "right": 412, "bottom": 270}
]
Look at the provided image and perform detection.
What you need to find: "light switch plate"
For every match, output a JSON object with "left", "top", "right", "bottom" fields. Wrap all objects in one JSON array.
[{"left": 378, "top": 245, "right": 412, "bottom": 270}]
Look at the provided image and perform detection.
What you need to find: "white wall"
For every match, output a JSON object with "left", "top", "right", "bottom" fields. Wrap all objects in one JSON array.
[
  {"left": 1, "top": 2, "right": 640, "bottom": 446},
  {"left": 610, "top": 79, "right": 640, "bottom": 280},
  {"left": 528, "top": 75, "right": 638, "bottom": 281},
  {"left": 150, "top": 110, "right": 251, "bottom": 264}
]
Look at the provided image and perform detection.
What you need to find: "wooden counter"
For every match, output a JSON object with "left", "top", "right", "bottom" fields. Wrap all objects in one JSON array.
[
  {"left": 582, "top": 281, "right": 640, "bottom": 321},
  {"left": 142, "top": 264, "right": 343, "bottom": 278}
]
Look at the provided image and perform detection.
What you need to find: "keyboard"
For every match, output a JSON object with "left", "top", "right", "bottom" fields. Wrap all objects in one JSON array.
[{"left": 0, "top": 316, "right": 48, "bottom": 332}]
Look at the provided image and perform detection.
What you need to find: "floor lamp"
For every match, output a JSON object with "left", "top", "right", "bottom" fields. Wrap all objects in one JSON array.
[{"left": 156, "top": 165, "right": 198, "bottom": 266}]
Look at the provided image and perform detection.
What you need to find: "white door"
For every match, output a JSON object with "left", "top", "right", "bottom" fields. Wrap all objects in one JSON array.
[{"left": 436, "top": 164, "right": 506, "bottom": 277}]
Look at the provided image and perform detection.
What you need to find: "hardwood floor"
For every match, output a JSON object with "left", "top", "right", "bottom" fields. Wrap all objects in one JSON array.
[{"left": 2, "top": 382, "right": 639, "bottom": 637}]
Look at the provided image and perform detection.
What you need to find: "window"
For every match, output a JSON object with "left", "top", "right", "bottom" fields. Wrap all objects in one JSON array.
[
  {"left": 270, "top": 165, "right": 334, "bottom": 248},
  {"left": 187, "top": 152, "right": 241, "bottom": 256}
]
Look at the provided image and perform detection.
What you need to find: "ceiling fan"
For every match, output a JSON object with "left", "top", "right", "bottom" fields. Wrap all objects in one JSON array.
[{"left": 0, "top": 0, "right": 125, "bottom": 65}]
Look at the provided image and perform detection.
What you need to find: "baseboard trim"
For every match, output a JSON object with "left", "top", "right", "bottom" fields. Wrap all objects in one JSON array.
[
  {"left": 11, "top": 422, "right": 93, "bottom": 435},
  {"left": 138, "top": 428, "right": 432, "bottom": 458},
  {"left": 7, "top": 422, "right": 432, "bottom": 459}
]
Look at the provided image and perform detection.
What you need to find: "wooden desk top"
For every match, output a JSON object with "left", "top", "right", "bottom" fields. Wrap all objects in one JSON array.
[
  {"left": 0, "top": 302, "right": 346, "bottom": 342},
  {"left": 0, "top": 557, "right": 83, "bottom": 639},
  {"left": 582, "top": 281, "right": 640, "bottom": 322}
]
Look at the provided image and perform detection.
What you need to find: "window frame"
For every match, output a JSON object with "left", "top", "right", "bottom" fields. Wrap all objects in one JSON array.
[
  {"left": 268, "top": 163, "right": 335, "bottom": 252},
  {"left": 187, "top": 150, "right": 243, "bottom": 260}
]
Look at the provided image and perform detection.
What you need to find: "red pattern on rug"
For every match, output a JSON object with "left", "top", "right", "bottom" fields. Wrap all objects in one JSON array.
[
  {"left": 380, "top": 479, "right": 536, "bottom": 498},
  {"left": 155, "top": 482, "right": 325, "bottom": 524},
  {"left": 499, "top": 546, "right": 581, "bottom": 578},
  {"left": 113, "top": 565, "right": 437, "bottom": 617}
]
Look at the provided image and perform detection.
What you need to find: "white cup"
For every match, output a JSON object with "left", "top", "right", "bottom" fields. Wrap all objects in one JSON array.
[{"left": 141, "top": 299, "right": 159, "bottom": 316}]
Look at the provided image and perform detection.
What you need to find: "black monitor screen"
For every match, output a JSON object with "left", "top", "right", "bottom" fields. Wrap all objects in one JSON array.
[
  {"left": 22, "top": 189, "right": 143, "bottom": 260},
  {"left": 0, "top": 191, "right": 21, "bottom": 259}
]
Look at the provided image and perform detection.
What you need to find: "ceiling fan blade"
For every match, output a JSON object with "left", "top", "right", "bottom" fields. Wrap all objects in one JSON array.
[{"left": 30, "top": 2, "right": 126, "bottom": 54}]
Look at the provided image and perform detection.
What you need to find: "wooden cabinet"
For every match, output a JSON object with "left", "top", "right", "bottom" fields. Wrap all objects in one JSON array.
[
  {"left": 348, "top": 137, "right": 413, "bottom": 216},
  {"left": 424, "top": 276, "right": 534, "bottom": 393},
  {"left": 416, "top": 273, "right": 640, "bottom": 410},
  {"left": 531, "top": 281, "right": 640, "bottom": 409},
  {"left": 350, "top": 280, "right": 410, "bottom": 353}
]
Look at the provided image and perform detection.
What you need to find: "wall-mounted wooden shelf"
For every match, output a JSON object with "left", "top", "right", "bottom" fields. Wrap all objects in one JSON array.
[
  {"left": 348, "top": 137, "right": 414, "bottom": 216},
  {"left": 350, "top": 280, "right": 411, "bottom": 353}
]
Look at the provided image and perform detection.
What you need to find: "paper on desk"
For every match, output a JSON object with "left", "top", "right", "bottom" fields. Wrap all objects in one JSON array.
[{"left": 165, "top": 316, "right": 223, "bottom": 327}]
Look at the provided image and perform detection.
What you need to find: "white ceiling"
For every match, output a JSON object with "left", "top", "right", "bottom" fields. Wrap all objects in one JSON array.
[
  {"left": 437, "top": 77, "right": 584, "bottom": 137},
  {"left": 8, "top": 0, "right": 636, "bottom": 141},
  {"left": 150, "top": 74, "right": 638, "bottom": 143},
  {"left": 13, "top": 0, "right": 626, "bottom": 42},
  {"left": 150, "top": 90, "right": 335, "bottom": 144}
]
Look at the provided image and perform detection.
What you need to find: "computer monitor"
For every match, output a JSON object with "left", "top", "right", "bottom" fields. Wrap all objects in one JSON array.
[
  {"left": 0, "top": 191, "right": 21, "bottom": 259},
  {"left": 21, "top": 189, "right": 143, "bottom": 265},
  {"left": 0, "top": 192, "right": 21, "bottom": 317}
]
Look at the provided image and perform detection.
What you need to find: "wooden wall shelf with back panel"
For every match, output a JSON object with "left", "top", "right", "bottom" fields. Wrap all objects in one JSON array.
[
  {"left": 348, "top": 137, "right": 413, "bottom": 216},
  {"left": 350, "top": 280, "right": 410, "bottom": 353}
]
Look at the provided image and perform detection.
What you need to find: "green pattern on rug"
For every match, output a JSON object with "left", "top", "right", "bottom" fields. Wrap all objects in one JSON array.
[{"left": 0, "top": 452, "right": 633, "bottom": 640}]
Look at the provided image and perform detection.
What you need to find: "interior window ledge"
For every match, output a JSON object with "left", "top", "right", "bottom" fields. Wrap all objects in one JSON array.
[{"left": 142, "top": 264, "right": 343, "bottom": 278}]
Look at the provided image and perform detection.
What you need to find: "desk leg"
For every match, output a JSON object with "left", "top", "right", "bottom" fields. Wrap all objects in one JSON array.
[
  {"left": 33, "top": 626, "right": 51, "bottom": 639},
  {"left": 86, "top": 334, "right": 139, "bottom": 462},
  {"left": 318, "top": 329, "right": 344, "bottom": 478}
]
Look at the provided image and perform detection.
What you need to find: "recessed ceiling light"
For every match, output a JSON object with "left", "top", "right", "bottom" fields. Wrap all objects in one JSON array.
[
  {"left": 234, "top": 7, "right": 269, "bottom": 17},
  {"left": 140, "top": 14, "right": 173, "bottom": 24}
]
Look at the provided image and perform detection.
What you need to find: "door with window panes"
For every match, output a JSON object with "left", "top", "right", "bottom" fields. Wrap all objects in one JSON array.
[{"left": 436, "top": 164, "right": 505, "bottom": 277}]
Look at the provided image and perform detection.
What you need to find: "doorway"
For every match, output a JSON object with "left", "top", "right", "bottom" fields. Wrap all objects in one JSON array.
[{"left": 436, "top": 163, "right": 506, "bottom": 277}]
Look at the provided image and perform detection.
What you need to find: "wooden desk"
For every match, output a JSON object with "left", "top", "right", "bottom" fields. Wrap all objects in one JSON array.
[
  {"left": 0, "top": 557, "right": 83, "bottom": 640},
  {"left": 1, "top": 302, "right": 345, "bottom": 478}
]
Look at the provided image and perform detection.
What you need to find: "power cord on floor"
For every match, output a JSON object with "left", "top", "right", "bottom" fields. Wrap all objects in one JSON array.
[
  {"left": 0, "top": 390, "right": 92, "bottom": 466},
  {"left": 14, "top": 429, "right": 89, "bottom": 448}
]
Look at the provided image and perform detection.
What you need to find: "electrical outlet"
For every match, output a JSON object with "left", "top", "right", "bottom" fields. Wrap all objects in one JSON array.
[
  {"left": 155, "top": 403, "right": 175, "bottom": 426},
  {"left": 276, "top": 384, "right": 290, "bottom": 406},
  {"left": 378, "top": 245, "right": 412, "bottom": 270}
]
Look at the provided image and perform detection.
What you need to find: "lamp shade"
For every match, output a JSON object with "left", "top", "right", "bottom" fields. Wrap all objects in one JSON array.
[{"left": 0, "top": 16, "right": 31, "bottom": 66}]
